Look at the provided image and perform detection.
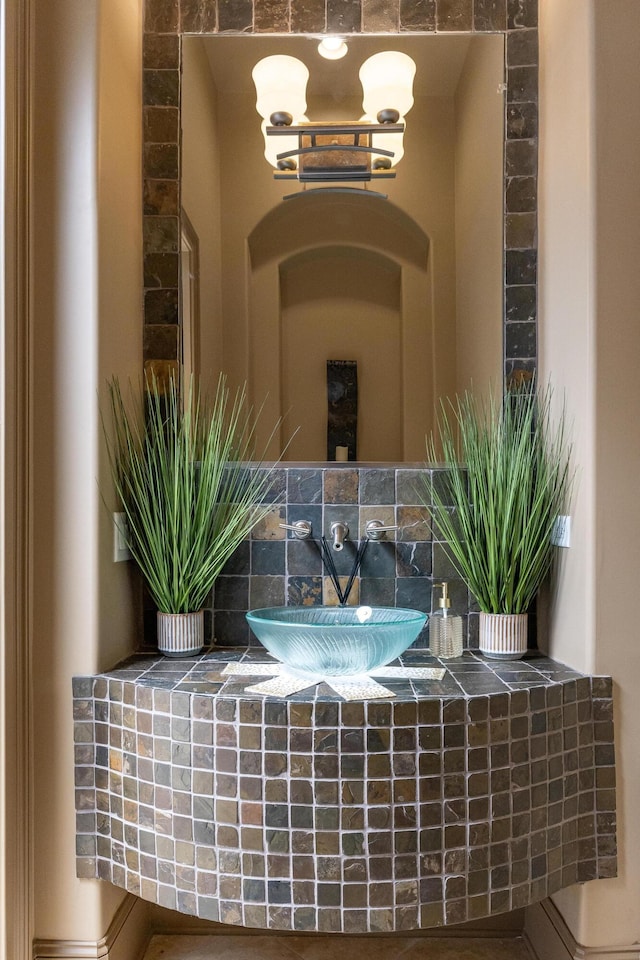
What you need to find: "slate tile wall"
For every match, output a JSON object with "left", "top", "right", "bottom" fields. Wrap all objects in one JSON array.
[{"left": 198, "top": 465, "right": 473, "bottom": 650}]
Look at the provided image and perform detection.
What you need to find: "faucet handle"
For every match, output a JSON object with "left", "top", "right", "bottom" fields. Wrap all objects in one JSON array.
[
  {"left": 279, "top": 520, "right": 313, "bottom": 540},
  {"left": 365, "top": 518, "right": 422, "bottom": 540}
]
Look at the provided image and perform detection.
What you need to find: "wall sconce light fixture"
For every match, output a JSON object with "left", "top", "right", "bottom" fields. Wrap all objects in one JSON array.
[{"left": 252, "top": 51, "right": 416, "bottom": 184}]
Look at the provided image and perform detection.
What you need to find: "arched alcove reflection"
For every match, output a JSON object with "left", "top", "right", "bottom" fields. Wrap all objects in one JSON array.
[{"left": 246, "top": 193, "right": 438, "bottom": 461}]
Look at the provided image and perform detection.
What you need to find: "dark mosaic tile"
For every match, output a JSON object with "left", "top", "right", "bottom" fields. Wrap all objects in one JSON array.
[
  {"left": 143, "top": 217, "right": 179, "bottom": 255},
  {"left": 251, "top": 540, "right": 285, "bottom": 576},
  {"left": 396, "top": 469, "right": 425, "bottom": 506},
  {"left": 286, "top": 539, "right": 322, "bottom": 576},
  {"left": 287, "top": 576, "right": 322, "bottom": 606},
  {"left": 360, "top": 577, "right": 396, "bottom": 607},
  {"left": 362, "top": 0, "right": 399, "bottom": 31},
  {"left": 508, "top": 0, "right": 537, "bottom": 29},
  {"left": 506, "top": 321, "right": 537, "bottom": 359},
  {"left": 395, "top": 578, "right": 430, "bottom": 614},
  {"left": 436, "top": 0, "right": 472, "bottom": 30},
  {"left": 507, "top": 27, "right": 538, "bottom": 65},
  {"left": 143, "top": 323, "right": 178, "bottom": 361},
  {"left": 506, "top": 139, "right": 537, "bottom": 177},
  {"left": 213, "top": 611, "right": 250, "bottom": 646},
  {"left": 506, "top": 212, "right": 537, "bottom": 249},
  {"left": 144, "top": 252, "right": 179, "bottom": 288},
  {"left": 219, "top": 542, "right": 250, "bottom": 578},
  {"left": 143, "top": 70, "right": 179, "bottom": 108},
  {"left": 218, "top": 0, "right": 253, "bottom": 31},
  {"left": 215, "top": 576, "right": 249, "bottom": 611},
  {"left": 506, "top": 249, "right": 537, "bottom": 286},
  {"left": 358, "top": 542, "right": 397, "bottom": 578},
  {"left": 144, "top": 143, "right": 179, "bottom": 180},
  {"left": 400, "top": 0, "right": 435, "bottom": 30},
  {"left": 287, "top": 468, "right": 323, "bottom": 504},
  {"left": 144, "top": 106, "right": 179, "bottom": 145},
  {"left": 255, "top": 0, "right": 289, "bottom": 32},
  {"left": 360, "top": 468, "right": 396, "bottom": 505},
  {"left": 181, "top": 0, "right": 218, "bottom": 32},
  {"left": 145, "top": 0, "right": 179, "bottom": 33},
  {"left": 506, "top": 176, "right": 537, "bottom": 213},
  {"left": 508, "top": 65, "right": 538, "bottom": 103},
  {"left": 324, "top": 469, "right": 359, "bottom": 504},
  {"left": 291, "top": 0, "right": 326, "bottom": 32},
  {"left": 145, "top": 287, "right": 180, "bottom": 326},
  {"left": 327, "top": 0, "right": 361, "bottom": 33},
  {"left": 474, "top": 0, "right": 506, "bottom": 31},
  {"left": 507, "top": 101, "right": 538, "bottom": 140},
  {"left": 143, "top": 34, "right": 179, "bottom": 69}
]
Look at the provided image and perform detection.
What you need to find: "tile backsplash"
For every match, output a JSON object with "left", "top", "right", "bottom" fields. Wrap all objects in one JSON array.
[{"left": 200, "top": 465, "right": 475, "bottom": 651}]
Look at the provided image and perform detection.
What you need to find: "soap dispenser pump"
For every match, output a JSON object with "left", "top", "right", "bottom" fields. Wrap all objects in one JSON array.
[{"left": 429, "top": 582, "right": 463, "bottom": 659}]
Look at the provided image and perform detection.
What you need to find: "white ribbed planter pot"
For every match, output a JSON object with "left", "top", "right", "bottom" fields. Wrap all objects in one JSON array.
[
  {"left": 157, "top": 610, "right": 204, "bottom": 658},
  {"left": 479, "top": 611, "right": 528, "bottom": 660}
]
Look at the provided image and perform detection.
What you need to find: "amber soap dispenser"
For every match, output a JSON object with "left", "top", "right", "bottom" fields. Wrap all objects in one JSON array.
[{"left": 429, "top": 581, "right": 463, "bottom": 658}]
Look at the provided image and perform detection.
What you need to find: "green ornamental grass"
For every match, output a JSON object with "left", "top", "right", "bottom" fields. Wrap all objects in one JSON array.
[
  {"left": 423, "top": 384, "right": 573, "bottom": 615},
  {"left": 104, "top": 374, "right": 280, "bottom": 614}
]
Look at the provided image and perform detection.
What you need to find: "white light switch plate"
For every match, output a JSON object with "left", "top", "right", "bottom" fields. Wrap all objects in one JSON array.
[
  {"left": 113, "top": 512, "right": 132, "bottom": 562},
  {"left": 551, "top": 515, "right": 571, "bottom": 548}
]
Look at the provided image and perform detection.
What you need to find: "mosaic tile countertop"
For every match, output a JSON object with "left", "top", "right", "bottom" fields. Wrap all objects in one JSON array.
[{"left": 73, "top": 650, "right": 617, "bottom": 933}]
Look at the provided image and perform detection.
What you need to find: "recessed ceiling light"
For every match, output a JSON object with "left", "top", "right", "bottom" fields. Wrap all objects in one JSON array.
[{"left": 317, "top": 37, "right": 348, "bottom": 60}]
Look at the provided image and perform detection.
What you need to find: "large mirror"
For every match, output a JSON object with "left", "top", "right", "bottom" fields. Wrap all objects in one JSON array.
[{"left": 180, "top": 34, "right": 505, "bottom": 462}]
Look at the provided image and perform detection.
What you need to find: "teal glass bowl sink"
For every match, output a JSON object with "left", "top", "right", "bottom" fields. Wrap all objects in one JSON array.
[{"left": 246, "top": 605, "right": 428, "bottom": 677}]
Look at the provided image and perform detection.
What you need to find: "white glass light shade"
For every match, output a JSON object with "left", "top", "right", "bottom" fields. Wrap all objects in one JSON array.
[
  {"left": 359, "top": 51, "right": 416, "bottom": 119},
  {"left": 318, "top": 37, "right": 348, "bottom": 60},
  {"left": 252, "top": 55, "right": 309, "bottom": 122}
]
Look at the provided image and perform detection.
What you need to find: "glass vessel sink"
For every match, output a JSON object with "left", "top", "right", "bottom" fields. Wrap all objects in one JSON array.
[{"left": 246, "top": 605, "right": 428, "bottom": 677}]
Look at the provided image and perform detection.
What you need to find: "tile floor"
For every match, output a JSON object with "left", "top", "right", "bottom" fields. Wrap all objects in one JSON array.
[{"left": 143, "top": 934, "right": 534, "bottom": 960}]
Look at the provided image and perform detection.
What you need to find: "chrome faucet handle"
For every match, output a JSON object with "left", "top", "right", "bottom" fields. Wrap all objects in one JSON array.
[
  {"left": 279, "top": 520, "right": 313, "bottom": 540},
  {"left": 365, "top": 518, "right": 422, "bottom": 540}
]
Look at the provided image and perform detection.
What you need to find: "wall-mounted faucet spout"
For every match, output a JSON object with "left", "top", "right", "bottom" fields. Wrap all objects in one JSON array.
[{"left": 330, "top": 521, "right": 349, "bottom": 552}]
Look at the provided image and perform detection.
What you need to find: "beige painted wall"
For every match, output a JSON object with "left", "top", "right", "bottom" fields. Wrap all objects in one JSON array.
[
  {"left": 181, "top": 37, "right": 224, "bottom": 395},
  {"left": 31, "top": 0, "right": 143, "bottom": 945},
  {"left": 454, "top": 36, "right": 504, "bottom": 396},
  {"left": 539, "top": 0, "right": 640, "bottom": 947},
  {"left": 280, "top": 248, "right": 403, "bottom": 461}
]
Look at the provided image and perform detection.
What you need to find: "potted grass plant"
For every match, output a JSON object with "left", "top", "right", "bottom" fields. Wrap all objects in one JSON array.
[
  {"left": 104, "top": 373, "right": 280, "bottom": 657},
  {"left": 422, "top": 383, "right": 573, "bottom": 659}
]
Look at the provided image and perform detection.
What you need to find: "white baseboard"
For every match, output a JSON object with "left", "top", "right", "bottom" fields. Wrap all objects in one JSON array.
[
  {"left": 32, "top": 894, "right": 150, "bottom": 960},
  {"left": 525, "top": 900, "right": 640, "bottom": 960}
]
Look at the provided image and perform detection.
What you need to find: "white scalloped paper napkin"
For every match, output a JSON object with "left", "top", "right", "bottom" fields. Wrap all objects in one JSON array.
[
  {"left": 324, "top": 676, "right": 397, "bottom": 700},
  {"left": 244, "top": 675, "right": 318, "bottom": 697},
  {"left": 221, "top": 661, "right": 446, "bottom": 700},
  {"left": 369, "top": 666, "right": 445, "bottom": 680}
]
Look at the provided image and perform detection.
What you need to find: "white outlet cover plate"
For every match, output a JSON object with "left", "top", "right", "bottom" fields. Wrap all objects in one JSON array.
[
  {"left": 551, "top": 515, "right": 571, "bottom": 548},
  {"left": 113, "top": 512, "right": 132, "bottom": 562}
]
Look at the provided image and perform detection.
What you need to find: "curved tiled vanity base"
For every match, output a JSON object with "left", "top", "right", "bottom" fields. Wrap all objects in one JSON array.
[{"left": 73, "top": 651, "right": 616, "bottom": 932}]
